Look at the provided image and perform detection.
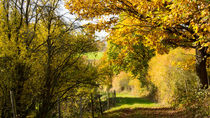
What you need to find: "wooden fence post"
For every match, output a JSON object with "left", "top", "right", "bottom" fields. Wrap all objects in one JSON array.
[
  {"left": 113, "top": 90, "right": 116, "bottom": 106},
  {"left": 107, "top": 92, "right": 110, "bottom": 109},
  {"left": 10, "top": 90, "right": 17, "bottom": 118},
  {"left": 79, "top": 96, "right": 83, "bottom": 118},
  {"left": 111, "top": 92, "right": 114, "bottom": 107},
  {"left": 91, "top": 93, "right": 94, "bottom": 118},
  {"left": 98, "top": 95, "right": 103, "bottom": 116},
  {"left": 57, "top": 97, "right": 61, "bottom": 118}
]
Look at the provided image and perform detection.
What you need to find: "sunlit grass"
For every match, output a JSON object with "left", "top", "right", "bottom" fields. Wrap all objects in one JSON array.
[
  {"left": 105, "top": 93, "right": 162, "bottom": 113},
  {"left": 85, "top": 51, "right": 104, "bottom": 60},
  {"left": 106, "top": 103, "right": 162, "bottom": 113}
]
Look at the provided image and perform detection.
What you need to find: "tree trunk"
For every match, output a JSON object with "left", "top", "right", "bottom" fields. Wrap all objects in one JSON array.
[{"left": 195, "top": 44, "right": 209, "bottom": 89}]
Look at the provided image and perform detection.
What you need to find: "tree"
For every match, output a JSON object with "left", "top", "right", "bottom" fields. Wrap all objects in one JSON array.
[
  {"left": 66, "top": 0, "right": 209, "bottom": 88},
  {"left": 107, "top": 34, "right": 154, "bottom": 80},
  {"left": 0, "top": 0, "right": 42, "bottom": 116},
  {"left": 0, "top": 0, "right": 98, "bottom": 117},
  {"left": 34, "top": 2, "right": 97, "bottom": 117}
]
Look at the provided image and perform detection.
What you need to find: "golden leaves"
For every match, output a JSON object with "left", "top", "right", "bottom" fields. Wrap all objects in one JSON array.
[{"left": 66, "top": 0, "right": 209, "bottom": 54}]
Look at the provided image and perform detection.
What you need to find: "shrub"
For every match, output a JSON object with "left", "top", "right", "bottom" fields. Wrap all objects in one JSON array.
[
  {"left": 173, "top": 81, "right": 209, "bottom": 117},
  {"left": 111, "top": 72, "right": 132, "bottom": 93},
  {"left": 148, "top": 48, "right": 197, "bottom": 104},
  {"left": 148, "top": 47, "right": 209, "bottom": 116},
  {"left": 111, "top": 72, "right": 150, "bottom": 96}
]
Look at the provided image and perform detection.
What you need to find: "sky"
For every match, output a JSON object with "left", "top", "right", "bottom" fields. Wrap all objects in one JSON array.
[{"left": 57, "top": 0, "right": 109, "bottom": 41}]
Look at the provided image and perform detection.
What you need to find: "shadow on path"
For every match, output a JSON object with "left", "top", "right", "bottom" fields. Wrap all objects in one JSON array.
[{"left": 115, "top": 97, "right": 155, "bottom": 106}]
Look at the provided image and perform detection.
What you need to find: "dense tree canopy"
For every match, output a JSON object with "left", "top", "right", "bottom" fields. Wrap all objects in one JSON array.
[{"left": 66, "top": 0, "right": 209, "bottom": 88}]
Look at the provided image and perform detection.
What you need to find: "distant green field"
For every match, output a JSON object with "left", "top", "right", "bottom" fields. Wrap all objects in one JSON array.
[{"left": 85, "top": 51, "right": 104, "bottom": 60}]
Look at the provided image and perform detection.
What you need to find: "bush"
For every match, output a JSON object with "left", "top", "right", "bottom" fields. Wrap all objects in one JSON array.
[
  {"left": 147, "top": 47, "right": 209, "bottom": 116},
  {"left": 111, "top": 72, "right": 132, "bottom": 93},
  {"left": 148, "top": 48, "right": 197, "bottom": 104},
  {"left": 111, "top": 72, "right": 150, "bottom": 96},
  {"left": 173, "top": 81, "right": 209, "bottom": 117}
]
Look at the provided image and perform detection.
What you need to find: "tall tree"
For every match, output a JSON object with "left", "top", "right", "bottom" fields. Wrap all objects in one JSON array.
[
  {"left": 0, "top": 0, "right": 98, "bottom": 117},
  {"left": 66, "top": 0, "right": 209, "bottom": 88},
  {"left": 0, "top": 0, "right": 42, "bottom": 116}
]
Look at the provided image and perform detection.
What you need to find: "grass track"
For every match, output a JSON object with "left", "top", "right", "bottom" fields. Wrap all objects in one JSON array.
[
  {"left": 105, "top": 93, "right": 162, "bottom": 112},
  {"left": 102, "top": 93, "right": 188, "bottom": 118}
]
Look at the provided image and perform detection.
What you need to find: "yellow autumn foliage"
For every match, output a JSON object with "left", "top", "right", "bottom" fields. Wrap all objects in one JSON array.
[
  {"left": 147, "top": 48, "right": 199, "bottom": 105},
  {"left": 66, "top": 0, "right": 209, "bottom": 51},
  {"left": 111, "top": 71, "right": 149, "bottom": 96}
]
